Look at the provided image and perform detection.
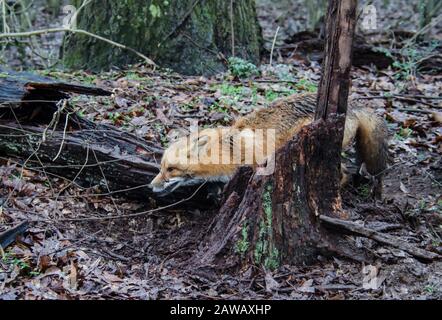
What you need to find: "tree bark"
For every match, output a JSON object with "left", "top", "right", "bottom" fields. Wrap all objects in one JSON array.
[
  {"left": 62, "top": 0, "right": 262, "bottom": 76},
  {"left": 315, "top": 0, "right": 357, "bottom": 120}
]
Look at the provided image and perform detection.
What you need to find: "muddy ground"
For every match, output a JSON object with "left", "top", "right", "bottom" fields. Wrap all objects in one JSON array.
[{"left": 0, "top": 0, "right": 441, "bottom": 299}]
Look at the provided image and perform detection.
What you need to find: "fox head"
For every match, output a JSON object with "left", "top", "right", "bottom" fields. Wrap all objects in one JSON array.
[{"left": 150, "top": 128, "right": 236, "bottom": 193}]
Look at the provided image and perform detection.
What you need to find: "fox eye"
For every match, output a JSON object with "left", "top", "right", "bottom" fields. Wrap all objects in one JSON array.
[{"left": 167, "top": 167, "right": 175, "bottom": 173}]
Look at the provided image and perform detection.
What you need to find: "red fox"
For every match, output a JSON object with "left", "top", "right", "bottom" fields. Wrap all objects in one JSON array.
[{"left": 150, "top": 93, "right": 388, "bottom": 193}]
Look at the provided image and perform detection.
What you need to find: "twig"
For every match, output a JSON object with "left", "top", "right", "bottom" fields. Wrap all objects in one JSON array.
[
  {"left": 396, "top": 108, "right": 433, "bottom": 114},
  {"left": 54, "top": 144, "right": 90, "bottom": 203},
  {"left": 270, "top": 26, "right": 280, "bottom": 66},
  {"left": 319, "top": 215, "right": 440, "bottom": 261},
  {"left": 0, "top": 28, "right": 156, "bottom": 66},
  {"left": 230, "top": 0, "right": 235, "bottom": 57},
  {"left": 24, "top": 181, "right": 208, "bottom": 223},
  {"left": 7, "top": 106, "right": 55, "bottom": 195},
  {"left": 161, "top": 0, "right": 200, "bottom": 45},
  {"left": 52, "top": 111, "right": 72, "bottom": 161},
  {"left": 90, "top": 148, "right": 120, "bottom": 214}
]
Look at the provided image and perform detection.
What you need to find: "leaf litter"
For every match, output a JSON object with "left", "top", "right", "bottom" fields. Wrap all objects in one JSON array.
[{"left": 1, "top": 0, "right": 441, "bottom": 300}]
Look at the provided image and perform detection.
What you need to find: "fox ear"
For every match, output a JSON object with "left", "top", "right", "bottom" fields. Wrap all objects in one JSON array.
[
  {"left": 189, "top": 135, "right": 209, "bottom": 155},
  {"left": 197, "top": 135, "right": 209, "bottom": 147}
]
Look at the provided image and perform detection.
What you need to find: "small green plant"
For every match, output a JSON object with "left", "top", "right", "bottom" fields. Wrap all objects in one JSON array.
[
  {"left": 219, "top": 83, "right": 246, "bottom": 97},
  {"left": 149, "top": 4, "right": 162, "bottom": 18},
  {"left": 125, "top": 72, "right": 145, "bottom": 81},
  {"left": 424, "top": 284, "right": 436, "bottom": 294},
  {"left": 208, "top": 101, "right": 228, "bottom": 113},
  {"left": 265, "top": 90, "right": 280, "bottom": 102},
  {"left": 235, "top": 223, "right": 250, "bottom": 256},
  {"left": 2, "top": 252, "right": 41, "bottom": 277},
  {"left": 107, "top": 112, "right": 122, "bottom": 124},
  {"left": 181, "top": 103, "right": 195, "bottom": 112},
  {"left": 295, "top": 78, "right": 318, "bottom": 92},
  {"left": 395, "top": 127, "right": 413, "bottom": 140},
  {"left": 357, "top": 184, "right": 371, "bottom": 199},
  {"left": 228, "top": 57, "right": 260, "bottom": 78},
  {"left": 392, "top": 41, "right": 440, "bottom": 81},
  {"left": 2, "top": 252, "right": 30, "bottom": 271},
  {"left": 264, "top": 87, "right": 297, "bottom": 102}
]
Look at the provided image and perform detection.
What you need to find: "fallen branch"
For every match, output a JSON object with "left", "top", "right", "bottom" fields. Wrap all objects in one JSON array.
[
  {"left": 0, "top": 69, "right": 220, "bottom": 208},
  {"left": 319, "top": 215, "right": 441, "bottom": 261},
  {"left": 0, "top": 27, "right": 156, "bottom": 67},
  {"left": 0, "top": 221, "right": 29, "bottom": 249}
]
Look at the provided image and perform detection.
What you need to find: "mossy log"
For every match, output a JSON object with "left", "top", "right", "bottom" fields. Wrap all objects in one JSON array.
[
  {"left": 62, "top": 0, "right": 262, "bottom": 75},
  {"left": 0, "top": 69, "right": 221, "bottom": 208}
]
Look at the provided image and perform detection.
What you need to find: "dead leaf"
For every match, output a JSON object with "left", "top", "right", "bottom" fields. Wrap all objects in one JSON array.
[
  {"left": 298, "top": 279, "right": 315, "bottom": 293},
  {"left": 432, "top": 112, "right": 442, "bottom": 124},
  {"left": 69, "top": 262, "right": 78, "bottom": 290},
  {"left": 38, "top": 255, "right": 53, "bottom": 272},
  {"left": 400, "top": 182, "right": 409, "bottom": 194},
  {"left": 265, "top": 272, "right": 280, "bottom": 293},
  {"left": 155, "top": 109, "right": 172, "bottom": 126},
  {"left": 114, "top": 96, "right": 129, "bottom": 108},
  {"left": 362, "top": 265, "right": 385, "bottom": 290},
  {"left": 102, "top": 271, "right": 124, "bottom": 283}
]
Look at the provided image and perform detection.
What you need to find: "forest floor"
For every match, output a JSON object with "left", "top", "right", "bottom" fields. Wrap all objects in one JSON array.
[{"left": 1, "top": 0, "right": 441, "bottom": 300}]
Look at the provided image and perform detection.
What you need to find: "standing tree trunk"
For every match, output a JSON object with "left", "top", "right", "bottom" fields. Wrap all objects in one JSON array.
[
  {"left": 62, "top": 0, "right": 262, "bottom": 75},
  {"left": 191, "top": 0, "right": 359, "bottom": 271}
]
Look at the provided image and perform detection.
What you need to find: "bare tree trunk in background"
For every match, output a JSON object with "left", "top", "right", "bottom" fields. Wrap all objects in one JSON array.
[
  {"left": 62, "top": 0, "right": 262, "bottom": 76},
  {"left": 315, "top": 0, "right": 357, "bottom": 121},
  {"left": 190, "top": 0, "right": 360, "bottom": 271}
]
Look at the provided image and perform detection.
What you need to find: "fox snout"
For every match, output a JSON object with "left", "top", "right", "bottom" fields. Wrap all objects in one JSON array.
[
  {"left": 150, "top": 171, "right": 210, "bottom": 194},
  {"left": 150, "top": 173, "right": 166, "bottom": 193},
  {"left": 150, "top": 172, "right": 189, "bottom": 194}
]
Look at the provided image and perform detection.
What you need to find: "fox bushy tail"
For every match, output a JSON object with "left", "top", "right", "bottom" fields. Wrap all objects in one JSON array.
[{"left": 352, "top": 109, "right": 389, "bottom": 178}]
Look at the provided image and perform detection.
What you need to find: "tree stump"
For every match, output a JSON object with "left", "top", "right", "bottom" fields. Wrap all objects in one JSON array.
[{"left": 192, "top": 119, "right": 369, "bottom": 271}]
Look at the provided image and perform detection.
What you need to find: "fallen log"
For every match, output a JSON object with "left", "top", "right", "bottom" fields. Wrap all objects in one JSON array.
[
  {"left": 283, "top": 31, "right": 394, "bottom": 69},
  {"left": 283, "top": 31, "right": 442, "bottom": 72},
  {"left": 0, "top": 69, "right": 221, "bottom": 208}
]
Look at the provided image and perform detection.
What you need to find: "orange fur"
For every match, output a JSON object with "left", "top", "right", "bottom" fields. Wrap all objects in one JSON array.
[{"left": 150, "top": 93, "right": 388, "bottom": 192}]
